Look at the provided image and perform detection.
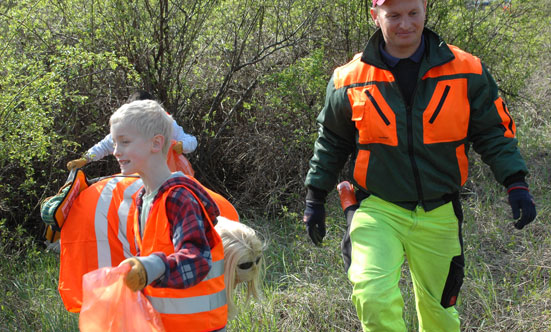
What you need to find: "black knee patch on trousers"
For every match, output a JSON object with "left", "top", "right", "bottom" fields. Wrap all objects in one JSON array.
[
  {"left": 440, "top": 197, "right": 465, "bottom": 308},
  {"left": 440, "top": 254, "right": 464, "bottom": 308}
]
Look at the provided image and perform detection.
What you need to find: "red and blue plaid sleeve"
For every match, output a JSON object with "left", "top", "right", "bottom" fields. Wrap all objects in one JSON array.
[{"left": 148, "top": 178, "right": 216, "bottom": 289}]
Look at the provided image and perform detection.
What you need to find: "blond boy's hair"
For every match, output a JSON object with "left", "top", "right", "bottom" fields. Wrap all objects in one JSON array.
[{"left": 110, "top": 100, "right": 173, "bottom": 155}]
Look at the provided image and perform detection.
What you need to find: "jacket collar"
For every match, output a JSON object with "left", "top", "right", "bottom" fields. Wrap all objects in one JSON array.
[
  {"left": 379, "top": 34, "right": 425, "bottom": 67},
  {"left": 361, "top": 27, "right": 455, "bottom": 71}
]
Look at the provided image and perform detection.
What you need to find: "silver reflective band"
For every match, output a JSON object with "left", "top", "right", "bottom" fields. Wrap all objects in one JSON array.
[
  {"left": 95, "top": 177, "right": 124, "bottom": 267},
  {"left": 148, "top": 288, "right": 227, "bottom": 315},
  {"left": 117, "top": 178, "right": 143, "bottom": 258},
  {"left": 203, "top": 259, "right": 224, "bottom": 281}
]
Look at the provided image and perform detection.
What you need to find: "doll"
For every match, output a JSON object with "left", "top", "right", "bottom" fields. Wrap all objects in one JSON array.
[{"left": 215, "top": 217, "right": 265, "bottom": 319}]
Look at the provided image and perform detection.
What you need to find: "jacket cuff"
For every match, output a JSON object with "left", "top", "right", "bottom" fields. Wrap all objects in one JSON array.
[
  {"left": 306, "top": 187, "right": 328, "bottom": 204},
  {"left": 137, "top": 254, "right": 166, "bottom": 286},
  {"left": 503, "top": 172, "right": 526, "bottom": 188},
  {"left": 507, "top": 182, "right": 529, "bottom": 194}
]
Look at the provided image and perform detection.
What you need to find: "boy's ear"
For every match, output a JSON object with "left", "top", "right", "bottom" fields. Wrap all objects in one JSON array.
[{"left": 151, "top": 134, "right": 165, "bottom": 153}]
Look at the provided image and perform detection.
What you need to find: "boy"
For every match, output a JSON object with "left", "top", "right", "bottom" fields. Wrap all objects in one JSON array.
[
  {"left": 66, "top": 91, "right": 197, "bottom": 170},
  {"left": 112, "top": 100, "right": 227, "bottom": 331}
]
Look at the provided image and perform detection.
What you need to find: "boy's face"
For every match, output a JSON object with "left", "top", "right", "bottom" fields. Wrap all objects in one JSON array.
[{"left": 111, "top": 121, "right": 153, "bottom": 175}]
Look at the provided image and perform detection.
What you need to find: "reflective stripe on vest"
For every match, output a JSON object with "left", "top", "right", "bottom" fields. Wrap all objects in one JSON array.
[
  {"left": 59, "top": 175, "right": 142, "bottom": 312},
  {"left": 202, "top": 258, "right": 225, "bottom": 282},
  {"left": 117, "top": 179, "right": 143, "bottom": 258},
  {"left": 95, "top": 177, "right": 124, "bottom": 267},
  {"left": 148, "top": 288, "right": 227, "bottom": 315}
]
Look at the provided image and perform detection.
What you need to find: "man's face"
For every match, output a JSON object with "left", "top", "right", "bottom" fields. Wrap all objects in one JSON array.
[{"left": 371, "top": 0, "right": 427, "bottom": 58}]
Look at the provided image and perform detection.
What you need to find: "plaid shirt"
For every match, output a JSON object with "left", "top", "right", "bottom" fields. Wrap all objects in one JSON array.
[{"left": 135, "top": 175, "right": 220, "bottom": 289}]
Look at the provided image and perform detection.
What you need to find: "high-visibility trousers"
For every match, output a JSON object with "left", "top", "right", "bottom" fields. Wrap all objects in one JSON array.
[{"left": 348, "top": 195, "right": 464, "bottom": 332}]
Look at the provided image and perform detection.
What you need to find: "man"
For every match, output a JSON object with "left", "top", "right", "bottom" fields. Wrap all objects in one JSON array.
[{"left": 302, "top": 0, "right": 537, "bottom": 331}]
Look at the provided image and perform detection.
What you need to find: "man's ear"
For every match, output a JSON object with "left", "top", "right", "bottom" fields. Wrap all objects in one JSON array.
[
  {"left": 370, "top": 7, "right": 379, "bottom": 27},
  {"left": 151, "top": 134, "right": 165, "bottom": 153}
]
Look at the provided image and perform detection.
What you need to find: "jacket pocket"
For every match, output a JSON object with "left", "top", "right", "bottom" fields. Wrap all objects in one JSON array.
[
  {"left": 423, "top": 79, "right": 470, "bottom": 144},
  {"left": 348, "top": 85, "right": 398, "bottom": 146}
]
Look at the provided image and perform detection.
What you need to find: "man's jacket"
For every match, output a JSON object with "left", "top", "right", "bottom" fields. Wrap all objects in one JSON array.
[{"left": 305, "top": 28, "right": 527, "bottom": 210}]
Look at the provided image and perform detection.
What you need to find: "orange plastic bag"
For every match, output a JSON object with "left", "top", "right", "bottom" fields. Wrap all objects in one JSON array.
[
  {"left": 79, "top": 264, "right": 165, "bottom": 332},
  {"left": 167, "top": 140, "right": 195, "bottom": 176}
]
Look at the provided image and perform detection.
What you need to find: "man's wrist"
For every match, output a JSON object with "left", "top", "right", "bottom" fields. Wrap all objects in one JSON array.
[
  {"left": 507, "top": 181, "right": 529, "bottom": 194},
  {"left": 503, "top": 172, "right": 526, "bottom": 188},
  {"left": 306, "top": 187, "right": 328, "bottom": 204}
]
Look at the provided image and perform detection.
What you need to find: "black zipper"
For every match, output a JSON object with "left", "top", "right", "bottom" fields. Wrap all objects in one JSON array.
[
  {"left": 365, "top": 90, "right": 390, "bottom": 125},
  {"left": 406, "top": 104, "right": 424, "bottom": 204},
  {"left": 429, "top": 85, "right": 451, "bottom": 124}
]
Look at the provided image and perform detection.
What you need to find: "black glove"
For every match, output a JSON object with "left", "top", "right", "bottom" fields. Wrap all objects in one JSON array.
[
  {"left": 303, "top": 200, "right": 326, "bottom": 245},
  {"left": 507, "top": 182, "right": 536, "bottom": 230}
]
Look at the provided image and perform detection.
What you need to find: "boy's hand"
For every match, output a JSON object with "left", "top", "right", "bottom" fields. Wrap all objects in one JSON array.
[
  {"left": 66, "top": 158, "right": 87, "bottom": 170},
  {"left": 119, "top": 257, "right": 147, "bottom": 291},
  {"left": 173, "top": 141, "right": 184, "bottom": 155}
]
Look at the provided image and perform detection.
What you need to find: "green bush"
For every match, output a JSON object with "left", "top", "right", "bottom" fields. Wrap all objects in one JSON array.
[{"left": 0, "top": 0, "right": 549, "bottom": 235}]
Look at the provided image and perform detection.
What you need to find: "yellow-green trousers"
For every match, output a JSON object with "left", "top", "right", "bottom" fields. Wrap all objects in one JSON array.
[{"left": 348, "top": 195, "right": 464, "bottom": 332}]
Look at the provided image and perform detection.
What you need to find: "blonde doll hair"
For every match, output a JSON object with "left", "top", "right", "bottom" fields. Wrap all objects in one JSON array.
[{"left": 215, "top": 216, "right": 265, "bottom": 319}]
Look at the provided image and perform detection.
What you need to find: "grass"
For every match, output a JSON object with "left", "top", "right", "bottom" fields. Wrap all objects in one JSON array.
[
  {"left": 0, "top": 224, "right": 79, "bottom": 332},
  {"left": 2, "top": 175, "right": 549, "bottom": 332},
  {"left": 1, "top": 137, "right": 550, "bottom": 331}
]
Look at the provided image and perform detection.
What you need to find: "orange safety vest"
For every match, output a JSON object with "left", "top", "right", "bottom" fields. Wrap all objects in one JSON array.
[
  {"left": 58, "top": 174, "right": 235, "bottom": 314},
  {"left": 59, "top": 175, "right": 142, "bottom": 312},
  {"left": 135, "top": 184, "right": 227, "bottom": 332}
]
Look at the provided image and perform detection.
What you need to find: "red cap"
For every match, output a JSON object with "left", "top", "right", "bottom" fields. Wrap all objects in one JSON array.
[{"left": 372, "top": 0, "right": 385, "bottom": 6}]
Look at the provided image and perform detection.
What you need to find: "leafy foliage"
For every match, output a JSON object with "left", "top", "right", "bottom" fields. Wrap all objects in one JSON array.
[
  {"left": 0, "top": 0, "right": 549, "bottom": 233},
  {"left": 0, "top": 0, "right": 141, "bottom": 232}
]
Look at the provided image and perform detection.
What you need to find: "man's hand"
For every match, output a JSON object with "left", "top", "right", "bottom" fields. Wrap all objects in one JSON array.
[
  {"left": 66, "top": 157, "right": 87, "bottom": 170},
  {"left": 303, "top": 201, "right": 326, "bottom": 245},
  {"left": 119, "top": 257, "right": 147, "bottom": 291},
  {"left": 173, "top": 141, "right": 184, "bottom": 155},
  {"left": 507, "top": 182, "right": 536, "bottom": 230}
]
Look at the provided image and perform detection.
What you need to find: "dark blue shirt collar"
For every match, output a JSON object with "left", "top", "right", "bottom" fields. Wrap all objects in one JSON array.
[{"left": 380, "top": 34, "right": 425, "bottom": 67}]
